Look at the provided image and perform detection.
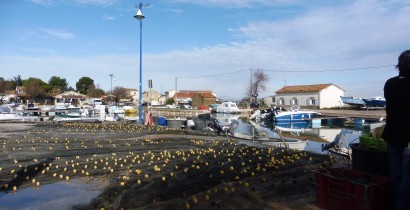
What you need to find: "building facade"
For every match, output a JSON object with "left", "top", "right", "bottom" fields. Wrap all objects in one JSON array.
[
  {"left": 275, "top": 83, "right": 344, "bottom": 109},
  {"left": 174, "top": 90, "right": 217, "bottom": 107}
]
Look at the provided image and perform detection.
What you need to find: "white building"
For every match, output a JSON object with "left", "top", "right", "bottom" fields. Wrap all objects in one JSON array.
[{"left": 275, "top": 83, "right": 344, "bottom": 109}]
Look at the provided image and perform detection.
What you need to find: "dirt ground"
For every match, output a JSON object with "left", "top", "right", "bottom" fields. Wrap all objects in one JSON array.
[{"left": 0, "top": 122, "right": 342, "bottom": 210}]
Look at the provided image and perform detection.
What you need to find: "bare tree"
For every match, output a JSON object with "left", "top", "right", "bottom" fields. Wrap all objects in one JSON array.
[
  {"left": 245, "top": 69, "right": 269, "bottom": 102},
  {"left": 113, "top": 86, "right": 130, "bottom": 102}
]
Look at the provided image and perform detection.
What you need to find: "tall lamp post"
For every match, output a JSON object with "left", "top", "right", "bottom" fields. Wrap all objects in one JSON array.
[
  {"left": 109, "top": 74, "right": 113, "bottom": 105},
  {"left": 134, "top": 3, "right": 145, "bottom": 124}
]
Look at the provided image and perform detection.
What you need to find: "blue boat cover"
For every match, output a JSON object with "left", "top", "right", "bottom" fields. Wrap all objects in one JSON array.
[{"left": 158, "top": 117, "right": 167, "bottom": 126}]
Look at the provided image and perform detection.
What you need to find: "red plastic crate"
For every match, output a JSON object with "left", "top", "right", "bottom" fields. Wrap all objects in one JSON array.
[{"left": 313, "top": 167, "right": 392, "bottom": 210}]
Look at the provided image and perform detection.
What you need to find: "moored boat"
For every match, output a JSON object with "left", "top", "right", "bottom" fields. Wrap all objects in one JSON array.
[
  {"left": 268, "top": 106, "right": 318, "bottom": 122},
  {"left": 211, "top": 102, "right": 240, "bottom": 114},
  {"left": 340, "top": 96, "right": 365, "bottom": 106},
  {"left": 363, "top": 96, "right": 386, "bottom": 108}
]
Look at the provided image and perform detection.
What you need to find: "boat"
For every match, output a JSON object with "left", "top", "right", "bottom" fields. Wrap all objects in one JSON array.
[
  {"left": 54, "top": 103, "right": 68, "bottom": 113},
  {"left": 274, "top": 121, "right": 312, "bottom": 135},
  {"left": 249, "top": 107, "right": 280, "bottom": 121},
  {"left": 340, "top": 96, "right": 365, "bottom": 106},
  {"left": 211, "top": 102, "right": 240, "bottom": 113},
  {"left": 54, "top": 106, "right": 100, "bottom": 123},
  {"left": 267, "top": 106, "right": 318, "bottom": 122},
  {"left": 65, "top": 105, "right": 82, "bottom": 117},
  {"left": 0, "top": 105, "right": 40, "bottom": 122},
  {"left": 109, "top": 106, "right": 125, "bottom": 114},
  {"left": 363, "top": 96, "right": 386, "bottom": 108},
  {"left": 226, "top": 119, "right": 301, "bottom": 143},
  {"left": 321, "top": 129, "right": 362, "bottom": 159}
]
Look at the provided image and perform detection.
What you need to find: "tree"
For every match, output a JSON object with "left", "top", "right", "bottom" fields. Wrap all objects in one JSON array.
[
  {"left": 166, "top": 98, "right": 174, "bottom": 105},
  {"left": 246, "top": 69, "right": 269, "bottom": 103},
  {"left": 76, "top": 77, "right": 94, "bottom": 95},
  {"left": 0, "top": 77, "right": 6, "bottom": 104},
  {"left": 49, "top": 76, "right": 68, "bottom": 93},
  {"left": 23, "top": 77, "right": 46, "bottom": 101},
  {"left": 112, "top": 86, "right": 129, "bottom": 102},
  {"left": 87, "top": 85, "right": 105, "bottom": 98}
]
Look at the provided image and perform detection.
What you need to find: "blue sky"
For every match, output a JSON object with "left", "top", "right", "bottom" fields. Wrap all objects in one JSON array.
[{"left": 1, "top": 0, "right": 409, "bottom": 100}]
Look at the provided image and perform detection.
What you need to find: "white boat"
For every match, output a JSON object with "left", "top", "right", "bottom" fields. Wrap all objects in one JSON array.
[
  {"left": 54, "top": 103, "right": 68, "bottom": 112},
  {"left": 109, "top": 106, "right": 125, "bottom": 114},
  {"left": 53, "top": 106, "right": 100, "bottom": 123},
  {"left": 212, "top": 102, "right": 240, "bottom": 113},
  {"left": 0, "top": 105, "right": 40, "bottom": 122}
]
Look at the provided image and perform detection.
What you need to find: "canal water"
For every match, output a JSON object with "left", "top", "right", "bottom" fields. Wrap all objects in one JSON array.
[
  {"left": 0, "top": 178, "right": 108, "bottom": 210},
  {"left": 207, "top": 113, "right": 366, "bottom": 155}
]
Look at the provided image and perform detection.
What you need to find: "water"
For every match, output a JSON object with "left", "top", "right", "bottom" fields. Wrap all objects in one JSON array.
[
  {"left": 0, "top": 178, "right": 107, "bottom": 210},
  {"left": 208, "top": 114, "right": 365, "bottom": 155}
]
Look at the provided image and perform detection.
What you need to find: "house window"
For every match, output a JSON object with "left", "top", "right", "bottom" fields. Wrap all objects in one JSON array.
[
  {"left": 308, "top": 98, "right": 316, "bottom": 105},
  {"left": 291, "top": 98, "right": 298, "bottom": 105},
  {"left": 278, "top": 98, "right": 285, "bottom": 105}
]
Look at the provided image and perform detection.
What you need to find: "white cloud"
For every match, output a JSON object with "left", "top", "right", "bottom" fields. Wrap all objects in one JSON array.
[
  {"left": 39, "top": 28, "right": 76, "bottom": 40},
  {"left": 30, "top": 0, "right": 56, "bottom": 7},
  {"left": 172, "top": 0, "right": 296, "bottom": 8},
  {"left": 102, "top": 15, "right": 116, "bottom": 21},
  {"left": 30, "top": 0, "right": 118, "bottom": 7},
  {"left": 73, "top": 0, "right": 118, "bottom": 7}
]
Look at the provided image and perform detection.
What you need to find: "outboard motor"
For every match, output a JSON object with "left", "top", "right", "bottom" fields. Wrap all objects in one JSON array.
[
  {"left": 228, "top": 120, "right": 239, "bottom": 135},
  {"left": 207, "top": 118, "right": 224, "bottom": 135},
  {"left": 321, "top": 134, "right": 342, "bottom": 152}
]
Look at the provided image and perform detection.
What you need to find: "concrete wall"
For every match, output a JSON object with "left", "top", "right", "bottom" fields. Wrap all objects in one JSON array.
[{"left": 318, "top": 85, "right": 344, "bottom": 109}]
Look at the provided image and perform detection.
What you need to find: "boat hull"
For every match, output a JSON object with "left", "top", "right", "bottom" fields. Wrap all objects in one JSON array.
[
  {"left": 340, "top": 96, "right": 365, "bottom": 106},
  {"left": 273, "top": 111, "right": 317, "bottom": 122},
  {"left": 363, "top": 99, "right": 386, "bottom": 107}
]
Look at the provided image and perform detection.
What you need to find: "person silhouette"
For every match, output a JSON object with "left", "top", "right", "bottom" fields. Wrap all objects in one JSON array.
[{"left": 382, "top": 50, "right": 410, "bottom": 210}]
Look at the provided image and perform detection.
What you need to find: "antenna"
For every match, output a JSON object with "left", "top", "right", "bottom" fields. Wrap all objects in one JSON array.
[{"left": 135, "top": 2, "right": 150, "bottom": 9}]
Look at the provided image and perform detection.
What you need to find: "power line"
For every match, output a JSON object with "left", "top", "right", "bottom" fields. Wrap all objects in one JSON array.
[
  {"left": 177, "top": 69, "right": 249, "bottom": 79},
  {"left": 263, "top": 65, "right": 395, "bottom": 72},
  {"left": 176, "top": 64, "right": 394, "bottom": 79}
]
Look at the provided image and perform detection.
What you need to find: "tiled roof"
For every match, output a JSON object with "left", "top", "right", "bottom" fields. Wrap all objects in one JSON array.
[
  {"left": 276, "top": 84, "right": 333, "bottom": 93},
  {"left": 54, "top": 91, "right": 87, "bottom": 98},
  {"left": 198, "top": 92, "right": 216, "bottom": 98},
  {"left": 175, "top": 92, "right": 195, "bottom": 98},
  {"left": 175, "top": 91, "right": 215, "bottom": 98}
]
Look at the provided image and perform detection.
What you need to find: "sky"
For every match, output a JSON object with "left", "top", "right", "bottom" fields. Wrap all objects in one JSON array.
[{"left": 1, "top": 0, "right": 409, "bottom": 100}]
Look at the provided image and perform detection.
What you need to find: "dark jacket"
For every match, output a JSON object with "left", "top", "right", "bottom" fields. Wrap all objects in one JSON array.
[{"left": 382, "top": 75, "right": 410, "bottom": 147}]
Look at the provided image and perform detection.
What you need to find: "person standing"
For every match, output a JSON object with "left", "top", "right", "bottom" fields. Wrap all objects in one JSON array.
[{"left": 382, "top": 50, "right": 410, "bottom": 210}]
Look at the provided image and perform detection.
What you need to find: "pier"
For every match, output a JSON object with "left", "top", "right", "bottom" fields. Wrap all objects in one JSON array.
[{"left": 316, "top": 109, "right": 386, "bottom": 120}]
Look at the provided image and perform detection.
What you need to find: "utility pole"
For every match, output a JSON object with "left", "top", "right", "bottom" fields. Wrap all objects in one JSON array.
[
  {"left": 175, "top": 77, "right": 178, "bottom": 108},
  {"left": 13, "top": 75, "right": 21, "bottom": 107},
  {"left": 109, "top": 74, "right": 113, "bottom": 105},
  {"left": 250, "top": 69, "right": 253, "bottom": 105},
  {"left": 148, "top": 79, "right": 152, "bottom": 109}
]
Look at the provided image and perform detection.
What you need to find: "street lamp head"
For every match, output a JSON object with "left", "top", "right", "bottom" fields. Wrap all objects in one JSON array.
[{"left": 134, "top": 9, "right": 145, "bottom": 20}]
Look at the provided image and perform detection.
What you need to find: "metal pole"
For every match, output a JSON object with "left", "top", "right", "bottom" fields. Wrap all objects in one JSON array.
[
  {"left": 15, "top": 76, "right": 19, "bottom": 107},
  {"left": 250, "top": 69, "right": 253, "bottom": 106},
  {"left": 175, "top": 77, "right": 178, "bottom": 108},
  {"left": 109, "top": 74, "right": 113, "bottom": 105},
  {"left": 138, "top": 18, "right": 143, "bottom": 124}
]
